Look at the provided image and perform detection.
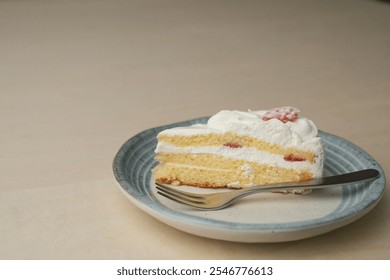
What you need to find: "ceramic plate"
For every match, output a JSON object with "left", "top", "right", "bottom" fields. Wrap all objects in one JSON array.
[{"left": 113, "top": 117, "right": 385, "bottom": 243}]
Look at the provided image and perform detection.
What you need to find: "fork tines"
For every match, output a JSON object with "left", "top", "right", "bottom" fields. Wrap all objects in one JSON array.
[{"left": 155, "top": 182, "right": 206, "bottom": 207}]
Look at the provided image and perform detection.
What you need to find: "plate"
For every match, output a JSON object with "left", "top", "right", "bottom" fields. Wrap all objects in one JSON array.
[{"left": 113, "top": 117, "right": 386, "bottom": 243}]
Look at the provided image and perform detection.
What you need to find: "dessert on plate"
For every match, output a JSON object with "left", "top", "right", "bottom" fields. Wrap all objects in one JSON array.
[{"left": 153, "top": 107, "right": 324, "bottom": 191}]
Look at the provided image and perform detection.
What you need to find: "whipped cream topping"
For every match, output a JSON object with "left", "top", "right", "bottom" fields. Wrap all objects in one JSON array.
[
  {"left": 207, "top": 109, "right": 318, "bottom": 143},
  {"left": 158, "top": 108, "right": 321, "bottom": 151}
]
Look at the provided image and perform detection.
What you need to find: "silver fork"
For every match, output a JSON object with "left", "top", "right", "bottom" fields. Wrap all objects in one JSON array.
[{"left": 156, "top": 169, "right": 380, "bottom": 210}]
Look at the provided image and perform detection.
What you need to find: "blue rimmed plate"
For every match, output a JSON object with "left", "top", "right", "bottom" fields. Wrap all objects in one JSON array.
[{"left": 113, "top": 117, "right": 386, "bottom": 243}]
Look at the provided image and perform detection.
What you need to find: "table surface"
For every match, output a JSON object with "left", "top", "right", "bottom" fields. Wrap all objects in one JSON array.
[{"left": 1, "top": 0, "right": 389, "bottom": 260}]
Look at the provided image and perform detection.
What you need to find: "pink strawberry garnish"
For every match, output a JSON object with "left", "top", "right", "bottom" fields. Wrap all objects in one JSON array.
[
  {"left": 224, "top": 142, "right": 243, "bottom": 148},
  {"left": 284, "top": 154, "right": 306, "bottom": 162},
  {"left": 262, "top": 106, "right": 300, "bottom": 123}
]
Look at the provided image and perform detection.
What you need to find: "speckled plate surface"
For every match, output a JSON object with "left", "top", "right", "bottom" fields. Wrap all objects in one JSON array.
[{"left": 113, "top": 117, "right": 386, "bottom": 243}]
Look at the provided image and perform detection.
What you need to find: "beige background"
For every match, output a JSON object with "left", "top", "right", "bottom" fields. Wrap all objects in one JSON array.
[{"left": 1, "top": 0, "right": 389, "bottom": 259}]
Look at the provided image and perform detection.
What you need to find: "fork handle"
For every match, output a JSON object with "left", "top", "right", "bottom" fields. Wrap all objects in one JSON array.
[{"left": 239, "top": 168, "right": 380, "bottom": 194}]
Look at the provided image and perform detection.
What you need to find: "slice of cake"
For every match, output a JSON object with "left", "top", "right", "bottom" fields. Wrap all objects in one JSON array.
[{"left": 153, "top": 107, "right": 324, "bottom": 189}]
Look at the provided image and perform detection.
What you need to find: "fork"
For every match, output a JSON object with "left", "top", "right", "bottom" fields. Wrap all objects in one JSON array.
[{"left": 156, "top": 169, "right": 380, "bottom": 210}]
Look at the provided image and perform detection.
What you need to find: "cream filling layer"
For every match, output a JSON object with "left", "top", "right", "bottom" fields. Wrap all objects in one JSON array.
[
  {"left": 156, "top": 143, "right": 323, "bottom": 177},
  {"left": 163, "top": 162, "right": 231, "bottom": 172}
]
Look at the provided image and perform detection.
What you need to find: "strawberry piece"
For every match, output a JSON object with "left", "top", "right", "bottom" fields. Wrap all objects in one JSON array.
[
  {"left": 262, "top": 106, "right": 300, "bottom": 123},
  {"left": 284, "top": 154, "right": 306, "bottom": 162},
  {"left": 224, "top": 142, "right": 243, "bottom": 148}
]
